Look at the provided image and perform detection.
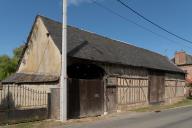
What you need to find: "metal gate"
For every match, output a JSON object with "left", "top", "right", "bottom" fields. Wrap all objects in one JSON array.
[
  {"left": 0, "top": 85, "right": 48, "bottom": 124},
  {"left": 68, "top": 79, "right": 104, "bottom": 118}
]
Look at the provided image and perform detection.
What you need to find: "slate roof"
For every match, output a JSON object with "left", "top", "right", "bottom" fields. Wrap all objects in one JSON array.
[
  {"left": 2, "top": 73, "right": 59, "bottom": 84},
  {"left": 40, "top": 15, "right": 183, "bottom": 73}
]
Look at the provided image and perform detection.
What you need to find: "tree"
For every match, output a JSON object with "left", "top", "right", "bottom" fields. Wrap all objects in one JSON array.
[
  {"left": 0, "top": 45, "right": 24, "bottom": 81},
  {"left": 13, "top": 45, "right": 24, "bottom": 63}
]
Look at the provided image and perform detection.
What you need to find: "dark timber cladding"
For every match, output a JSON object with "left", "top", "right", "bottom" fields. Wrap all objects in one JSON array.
[
  {"left": 106, "top": 86, "right": 117, "bottom": 113},
  {"left": 68, "top": 79, "right": 104, "bottom": 118},
  {"left": 149, "top": 71, "right": 165, "bottom": 104}
]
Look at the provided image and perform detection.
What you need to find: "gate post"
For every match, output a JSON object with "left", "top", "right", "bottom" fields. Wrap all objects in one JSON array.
[
  {"left": 50, "top": 88, "right": 60, "bottom": 120},
  {"left": 104, "top": 77, "right": 108, "bottom": 115},
  {"left": 47, "top": 93, "right": 51, "bottom": 118},
  {"left": 7, "top": 84, "right": 10, "bottom": 123}
]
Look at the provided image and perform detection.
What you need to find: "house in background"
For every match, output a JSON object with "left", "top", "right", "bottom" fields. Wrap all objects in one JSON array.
[
  {"left": 173, "top": 51, "right": 192, "bottom": 84},
  {"left": 2, "top": 16, "right": 186, "bottom": 119}
]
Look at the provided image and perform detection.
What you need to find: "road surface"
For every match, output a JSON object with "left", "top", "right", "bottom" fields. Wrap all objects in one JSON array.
[{"left": 62, "top": 106, "right": 192, "bottom": 128}]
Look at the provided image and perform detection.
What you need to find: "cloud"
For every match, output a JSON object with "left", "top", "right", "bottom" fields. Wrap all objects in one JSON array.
[
  {"left": 68, "top": 0, "right": 92, "bottom": 6},
  {"left": 68, "top": 0, "right": 105, "bottom": 6}
]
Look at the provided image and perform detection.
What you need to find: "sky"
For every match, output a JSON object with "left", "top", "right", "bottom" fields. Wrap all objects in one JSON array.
[{"left": 0, "top": 0, "right": 192, "bottom": 58}]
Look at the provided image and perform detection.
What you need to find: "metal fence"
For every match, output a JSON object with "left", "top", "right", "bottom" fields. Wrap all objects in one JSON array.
[{"left": 0, "top": 85, "right": 48, "bottom": 111}]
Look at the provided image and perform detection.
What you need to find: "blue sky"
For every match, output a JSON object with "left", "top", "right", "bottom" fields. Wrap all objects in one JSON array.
[{"left": 1, "top": 0, "right": 192, "bottom": 58}]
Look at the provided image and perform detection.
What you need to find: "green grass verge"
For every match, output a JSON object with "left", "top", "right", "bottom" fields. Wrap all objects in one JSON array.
[
  {"left": 130, "top": 99, "right": 192, "bottom": 112},
  {"left": 1, "top": 120, "right": 63, "bottom": 128}
]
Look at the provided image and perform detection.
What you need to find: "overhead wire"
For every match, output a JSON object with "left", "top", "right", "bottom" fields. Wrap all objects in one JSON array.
[
  {"left": 117, "top": 0, "right": 192, "bottom": 45},
  {"left": 91, "top": 0, "right": 192, "bottom": 49}
]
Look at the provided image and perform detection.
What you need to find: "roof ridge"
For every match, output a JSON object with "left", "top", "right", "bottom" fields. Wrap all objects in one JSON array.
[
  {"left": 38, "top": 15, "right": 61, "bottom": 24},
  {"left": 39, "top": 15, "right": 166, "bottom": 59},
  {"left": 37, "top": 15, "right": 184, "bottom": 73}
]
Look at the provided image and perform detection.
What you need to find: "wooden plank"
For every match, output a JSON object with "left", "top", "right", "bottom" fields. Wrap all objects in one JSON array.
[
  {"left": 106, "top": 86, "right": 117, "bottom": 113},
  {"left": 149, "top": 72, "right": 165, "bottom": 104}
]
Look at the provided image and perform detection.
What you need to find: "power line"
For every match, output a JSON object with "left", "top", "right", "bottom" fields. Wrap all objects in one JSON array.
[
  {"left": 117, "top": 0, "right": 192, "bottom": 45},
  {"left": 91, "top": 0, "right": 192, "bottom": 49}
]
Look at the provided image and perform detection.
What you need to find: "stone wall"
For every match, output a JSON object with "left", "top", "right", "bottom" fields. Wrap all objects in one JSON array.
[
  {"left": 50, "top": 88, "right": 60, "bottom": 120},
  {"left": 0, "top": 108, "right": 48, "bottom": 125}
]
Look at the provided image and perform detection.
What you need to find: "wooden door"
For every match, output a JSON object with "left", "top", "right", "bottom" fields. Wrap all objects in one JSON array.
[
  {"left": 85, "top": 80, "right": 104, "bottom": 116},
  {"left": 149, "top": 72, "right": 165, "bottom": 104},
  {"left": 68, "top": 79, "right": 104, "bottom": 118},
  {"left": 106, "top": 86, "right": 117, "bottom": 113},
  {"left": 67, "top": 79, "right": 80, "bottom": 118}
]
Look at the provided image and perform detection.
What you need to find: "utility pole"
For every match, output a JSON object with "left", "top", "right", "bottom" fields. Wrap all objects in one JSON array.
[{"left": 60, "top": 0, "right": 67, "bottom": 121}]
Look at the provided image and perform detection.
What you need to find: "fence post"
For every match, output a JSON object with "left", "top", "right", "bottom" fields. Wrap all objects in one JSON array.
[
  {"left": 7, "top": 84, "right": 10, "bottom": 123},
  {"left": 47, "top": 93, "right": 51, "bottom": 119}
]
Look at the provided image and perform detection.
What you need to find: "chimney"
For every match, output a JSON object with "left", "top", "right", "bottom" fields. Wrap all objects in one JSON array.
[{"left": 175, "top": 51, "right": 186, "bottom": 65}]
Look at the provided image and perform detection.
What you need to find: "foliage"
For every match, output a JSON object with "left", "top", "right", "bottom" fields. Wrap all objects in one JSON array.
[{"left": 0, "top": 45, "right": 24, "bottom": 81}]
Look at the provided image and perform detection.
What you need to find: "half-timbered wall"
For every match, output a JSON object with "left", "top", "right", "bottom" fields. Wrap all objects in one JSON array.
[
  {"left": 103, "top": 63, "right": 185, "bottom": 111},
  {"left": 165, "top": 73, "right": 186, "bottom": 102},
  {"left": 116, "top": 76, "right": 148, "bottom": 105},
  {"left": 105, "top": 65, "right": 149, "bottom": 111}
]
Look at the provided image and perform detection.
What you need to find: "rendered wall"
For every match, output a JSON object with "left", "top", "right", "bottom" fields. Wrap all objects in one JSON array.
[{"left": 18, "top": 17, "right": 61, "bottom": 76}]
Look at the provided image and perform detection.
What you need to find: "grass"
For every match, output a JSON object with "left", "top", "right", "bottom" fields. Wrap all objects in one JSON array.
[
  {"left": 0, "top": 120, "right": 64, "bottom": 128},
  {"left": 130, "top": 99, "right": 192, "bottom": 112},
  {"left": 1, "top": 122, "right": 34, "bottom": 128}
]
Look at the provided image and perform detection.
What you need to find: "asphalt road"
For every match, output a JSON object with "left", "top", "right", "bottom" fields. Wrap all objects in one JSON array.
[{"left": 63, "top": 106, "right": 192, "bottom": 128}]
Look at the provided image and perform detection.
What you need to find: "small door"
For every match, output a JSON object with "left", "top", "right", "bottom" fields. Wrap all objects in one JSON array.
[
  {"left": 106, "top": 86, "right": 117, "bottom": 113},
  {"left": 80, "top": 80, "right": 104, "bottom": 117},
  {"left": 149, "top": 72, "right": 165, "bottom": 104}
]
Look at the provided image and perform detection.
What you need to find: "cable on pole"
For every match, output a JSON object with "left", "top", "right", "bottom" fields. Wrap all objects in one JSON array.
[
  {"left": 117, "top": 0, "right": 192, "bottom": 45},
  {"left": 91, "top": 0, "right": 192, "bottom": 49}
]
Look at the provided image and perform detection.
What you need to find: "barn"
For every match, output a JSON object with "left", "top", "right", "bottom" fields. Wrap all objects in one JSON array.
[{"left": 2, "top": 15, "right": 186, "bottom": 118}]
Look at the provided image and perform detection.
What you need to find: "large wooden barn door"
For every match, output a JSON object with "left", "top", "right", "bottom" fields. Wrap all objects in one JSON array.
[
  {"left": 68, "top": 79, "right": 104, "bottom": 118},
  {"left": 149, "top": 72, "right": 165, "bottom": 104}
]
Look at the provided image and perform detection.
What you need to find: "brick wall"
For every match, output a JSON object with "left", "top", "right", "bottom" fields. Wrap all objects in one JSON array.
[
  {"left": 175, "top": 51, "right": 186, "bottom": 65},
  {"left": 179, "top": 65, "right": 192, "bottom": 80}
]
